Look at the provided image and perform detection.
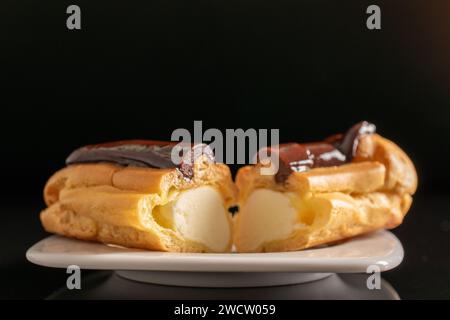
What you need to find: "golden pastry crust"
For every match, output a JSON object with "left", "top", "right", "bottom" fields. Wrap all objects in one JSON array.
[
  {"left": 41, "top": 158, "right": 237, "bottom": 253},
  {"left": 354, "top": 134, "right": 418, "bottom": 194},
  {"left": 234, "top": 133, "right": 417, "bottom": 252}
]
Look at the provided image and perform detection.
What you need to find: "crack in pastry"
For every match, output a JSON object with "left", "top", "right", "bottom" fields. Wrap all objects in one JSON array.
[
  {"left": 233, "top": 122, "right": 418, "bottom": 252},
  {"left": 40, "top": 142, "right": 236, "bottom": 253}
]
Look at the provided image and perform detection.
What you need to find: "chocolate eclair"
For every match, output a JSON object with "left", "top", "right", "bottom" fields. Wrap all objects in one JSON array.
[
  {"left": 40, "top": 141, "right": 236, "bottom": 253},
  {"left": 234, "top": 122, "right": 418, "bottom": 252}
]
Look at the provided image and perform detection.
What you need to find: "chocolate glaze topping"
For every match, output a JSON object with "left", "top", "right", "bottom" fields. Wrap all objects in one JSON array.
[
  {"left": 65, "top": 121, "right": 375, "bottom": 182},
  {"left": 66, "top": 140, "right": 214, "bottom": 179},
  {"left": 273, "top": 121, "right": 376, "bottom": 183}
]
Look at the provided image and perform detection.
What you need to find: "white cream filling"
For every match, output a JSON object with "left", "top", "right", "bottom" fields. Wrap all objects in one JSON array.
[
  {"left": 155, "top": 186, "right": 230, "bottom": 252},
  {"left": 238, "top": 189, "right": 304, "bottom": 251}
]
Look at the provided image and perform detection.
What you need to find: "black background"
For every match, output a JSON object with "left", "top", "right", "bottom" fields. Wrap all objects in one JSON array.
[{"left": 1, "top": 0, "right": 450, "bottom": 299}]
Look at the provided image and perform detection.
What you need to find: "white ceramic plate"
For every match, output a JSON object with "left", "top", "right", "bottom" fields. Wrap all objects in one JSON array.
[{"left": 26, "top": 230, "right": 403, "bottom": 287}]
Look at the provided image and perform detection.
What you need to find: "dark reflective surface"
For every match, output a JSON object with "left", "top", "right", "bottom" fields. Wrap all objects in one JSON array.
[{"left": 47, "top": 272, "right": 399, "bottom": 300}]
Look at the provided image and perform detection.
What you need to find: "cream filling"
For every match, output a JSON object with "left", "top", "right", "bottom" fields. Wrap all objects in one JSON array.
[
  {"left": 154, "top": 186, "right": 230, "bottom": 252},
  {"left": 238, "top": 189, "right": 305, "bottom": 251}
]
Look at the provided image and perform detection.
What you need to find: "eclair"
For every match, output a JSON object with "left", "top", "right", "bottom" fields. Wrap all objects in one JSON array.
[
  {"left": 233, "top": 122, "right": 418, "bottom": 252},
  {"left": 40, "top": 141, "right": 236, "bottom": 252}
]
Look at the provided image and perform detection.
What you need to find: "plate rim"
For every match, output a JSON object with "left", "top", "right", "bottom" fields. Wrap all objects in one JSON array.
[{"left": 26, "top": 230, "right": 404, "bottom": 273}]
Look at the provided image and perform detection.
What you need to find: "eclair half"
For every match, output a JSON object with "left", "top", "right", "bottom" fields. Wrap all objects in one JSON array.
[
  {"left": 233, "top": 122, "right": 418, "bottom": 252},
  {"left": 40, "top": 141, "right": 236, "bottom": 253}
]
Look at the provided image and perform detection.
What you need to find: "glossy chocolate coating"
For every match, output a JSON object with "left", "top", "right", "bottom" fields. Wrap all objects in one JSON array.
[
  {"left": 274, "top": 121, "right": 376, "bottom": 183},
  {"left": 65, "top": 122, "right": 374, "bottom": 181},
  {"left": 337, "top": 121, "right": 376, "bottom": 159},
  {"left": 66, "top": 140, "right": 214, "bottom": 179}
]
